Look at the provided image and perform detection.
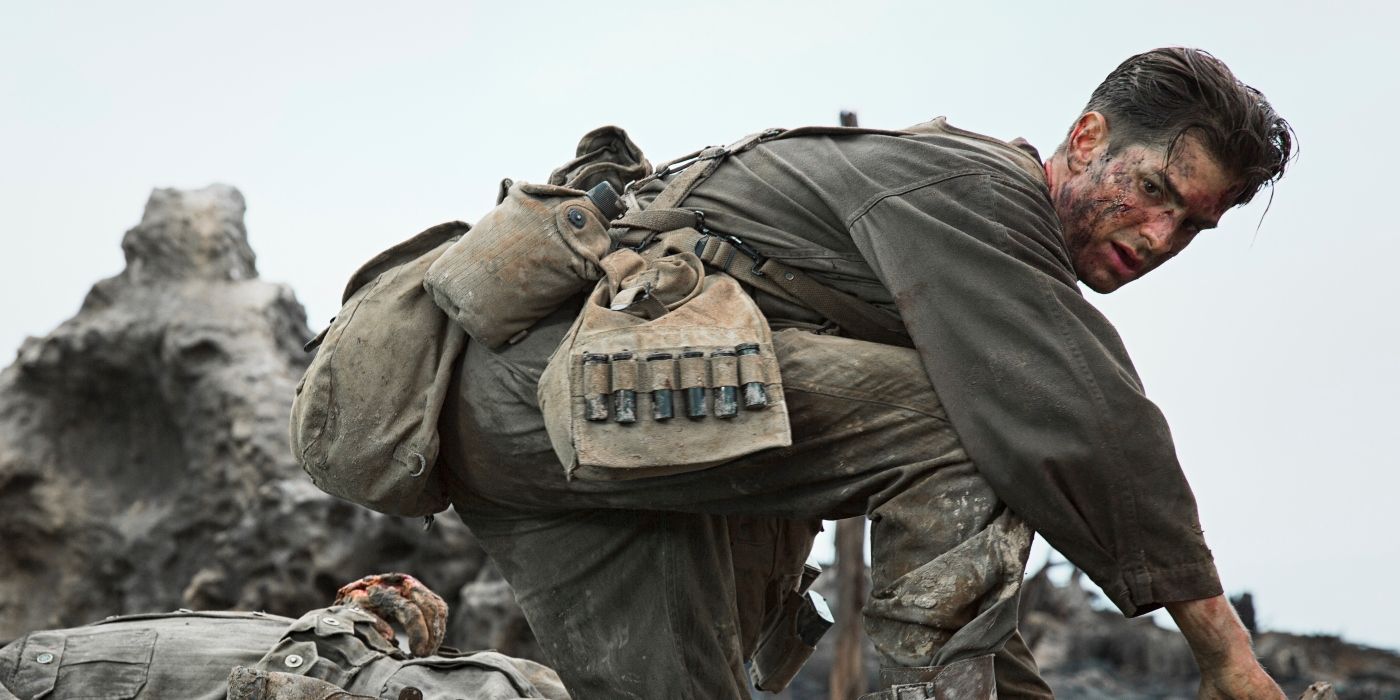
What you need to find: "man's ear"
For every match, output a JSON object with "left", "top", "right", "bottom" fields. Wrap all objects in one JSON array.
[{"left": 1065, "top": 112, "right": 1109, "bottom": 173}]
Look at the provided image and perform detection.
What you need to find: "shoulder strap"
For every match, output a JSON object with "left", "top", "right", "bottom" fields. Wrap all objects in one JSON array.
[
  {"left": 626, "top": 125, "right": 910, "bottom": 207},
  {"left": 679, "top": 226, "right": 913, "bottom": 348},
  {"left": 613, "top": 127, "right": 914, "bottom": 348}
]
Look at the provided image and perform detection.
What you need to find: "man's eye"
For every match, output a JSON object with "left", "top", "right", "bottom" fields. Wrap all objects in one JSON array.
[{"left": 1142, "top": 179, "right": 1160, "bottom": 196}]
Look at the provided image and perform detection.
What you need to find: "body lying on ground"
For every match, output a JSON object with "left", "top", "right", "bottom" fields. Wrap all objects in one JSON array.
[{"left": 0, "top": 573, "right": 569, "bottom": 700}]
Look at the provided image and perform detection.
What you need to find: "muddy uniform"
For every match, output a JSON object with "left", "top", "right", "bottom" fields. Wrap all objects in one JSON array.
[
  {"left": 0, "top": 606, "right": 566, "bottom": 700},
  {"left": 442, "top": 119, "right": 1221, "bottom": 699}
]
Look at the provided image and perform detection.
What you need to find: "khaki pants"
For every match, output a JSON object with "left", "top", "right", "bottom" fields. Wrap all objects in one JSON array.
[{"left": 442, "top": 303, "right": 1054, "bottom": 699}]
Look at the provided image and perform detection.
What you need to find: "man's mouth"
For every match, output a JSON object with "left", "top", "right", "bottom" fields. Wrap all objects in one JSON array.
[{"left": 1110, "top": 241, "right": 1144, "bottom": 276}]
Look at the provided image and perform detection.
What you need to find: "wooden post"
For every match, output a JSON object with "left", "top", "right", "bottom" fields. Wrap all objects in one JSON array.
[
  {"left": 830, "top": 109, "right": 869, "bottom": 700},
  {"left": 831, "top": 516, "right": 868, "bottom": 698}
]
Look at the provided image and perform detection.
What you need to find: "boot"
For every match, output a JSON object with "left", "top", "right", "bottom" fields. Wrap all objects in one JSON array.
[
  {"left": 226, "top": 666, "right": 376, "bottom": 700},
  {"left": 856, "top": 654, "right": 996, "bottom": 700}
]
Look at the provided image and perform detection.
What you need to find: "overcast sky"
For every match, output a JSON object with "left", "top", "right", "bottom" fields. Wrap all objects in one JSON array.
[{"left": 3, "top": 1, "right": 1397, "bottom": 650}]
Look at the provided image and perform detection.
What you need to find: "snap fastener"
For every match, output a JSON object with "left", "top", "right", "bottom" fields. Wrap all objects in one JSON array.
[
  {"left": 284, "top": 654, "right": 304, "bottom": 668},
  {"left": 567, "top": 208, "right": 586, "bottom": 229},
  {"left": 323, "top": 617, "right": 340, "bottom": 626},
  {"left": 399, "top": 689, "right": 423, "bottom": 700},
  {"left": 783, "top": 272, "right": 795, "bottom": 281},
  {"left": 35, "top": 652, "right": 54, "bottom": 664}
]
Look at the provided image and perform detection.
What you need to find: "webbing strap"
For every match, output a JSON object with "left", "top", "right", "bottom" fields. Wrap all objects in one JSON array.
[
  {"left": 614, "top": 208, "right": 699, "bottom": 235},
  {"left": 613, "top": 125, "right": 917, "bottom": 347},
  {"left": 699, "top": 234, "right": 913, "bottom": 348},
  {"left": 620, "top": 224, "right": 913, "bottom": 348},
  {"left": 625, "top": 125, "right": 909, "bottom": 202}
]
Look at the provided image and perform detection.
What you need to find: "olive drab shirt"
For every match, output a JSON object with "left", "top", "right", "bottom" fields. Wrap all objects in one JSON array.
[
  {"left": 0, "top": 606, "right": 564, "bottom": 699},
  {"left": 639, "top": 117, "right": 1223, "bottom": 616}
]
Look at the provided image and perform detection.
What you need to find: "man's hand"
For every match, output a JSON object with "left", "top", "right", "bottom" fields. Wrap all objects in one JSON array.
[
  {"left": 1166, "top": 594, "right": 1285, "bottom": 699},
  {"left": 334, "top": 572, "right": 448, "bottom": 656}
]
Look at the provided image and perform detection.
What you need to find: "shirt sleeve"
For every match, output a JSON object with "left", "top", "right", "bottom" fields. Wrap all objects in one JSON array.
[{"left": 846, "top": 168, "right": 1222, "bottom": 616}]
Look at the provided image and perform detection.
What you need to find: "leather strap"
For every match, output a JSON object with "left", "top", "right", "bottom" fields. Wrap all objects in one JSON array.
[
  {"left": 615, "top": 222, "right": 912, "bottom": 348},
  {"left": 612, "top": 125, "right": 917, "bottom": 347}
]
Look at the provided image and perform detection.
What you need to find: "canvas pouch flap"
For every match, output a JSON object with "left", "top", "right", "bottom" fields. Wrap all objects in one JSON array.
[{"left": 539, "top": 249, "right": 790, "bottom": 480}]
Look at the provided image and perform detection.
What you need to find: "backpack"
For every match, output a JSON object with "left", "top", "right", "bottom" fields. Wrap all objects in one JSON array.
[
  {"left": 288, "top": 126, "right": 651, "bottom": 518},
  {"left": 289, "top": 221, "right": 469, "bottom": 518}
]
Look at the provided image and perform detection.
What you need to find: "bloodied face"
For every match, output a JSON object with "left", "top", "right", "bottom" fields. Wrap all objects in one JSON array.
[{"left": 1054, "top": 118, "right": 1243, "bottom": 293}]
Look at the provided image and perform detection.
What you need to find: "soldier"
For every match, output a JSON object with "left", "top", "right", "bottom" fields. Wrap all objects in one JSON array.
[
  {"left": 435, "top": 48, "right": 1294, "bottom": 698},
  {"left": 0, "top": 574, "right": 569, "bottom": 700}
]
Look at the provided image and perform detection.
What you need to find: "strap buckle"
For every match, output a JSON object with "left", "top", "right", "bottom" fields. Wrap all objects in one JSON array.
[
  {"left": 693, "top": 211, "right": 767, "bottom": 277},
  {"left": 627, "top": 145, "right": 727, "bottom": 193},
  {"left": 629, "top": 228, "right": 662, "bottom": 253}
]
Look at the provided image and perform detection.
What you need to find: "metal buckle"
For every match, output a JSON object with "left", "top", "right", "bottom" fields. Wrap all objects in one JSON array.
[
  {"left": 628, "top": 146, "right": 722, "bottom": 192},
  {"left": 693, "top": 211, "right": 767, "bottom": 277}
]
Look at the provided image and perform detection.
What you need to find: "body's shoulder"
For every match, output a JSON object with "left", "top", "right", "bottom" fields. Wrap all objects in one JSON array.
[
  {"left": 751, "top": 117, "right": 1049, "bottom": 204},
  {"left": 900, "top": 117, "right": 1047, "bottom": 187}
]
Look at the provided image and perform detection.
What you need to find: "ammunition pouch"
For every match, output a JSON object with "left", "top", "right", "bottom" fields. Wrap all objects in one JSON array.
[{"left": 538, "top": 248, "right": 791, "bottom": 480}]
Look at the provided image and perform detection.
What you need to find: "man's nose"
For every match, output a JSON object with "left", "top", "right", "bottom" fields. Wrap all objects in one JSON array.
[{"left": 1140, "top": 215, "right": 1180, "bottom": 253}]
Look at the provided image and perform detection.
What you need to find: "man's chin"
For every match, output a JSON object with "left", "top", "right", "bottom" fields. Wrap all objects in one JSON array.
[{"left": 1079, "top": 271, "right": 1127, "bottom": 294}]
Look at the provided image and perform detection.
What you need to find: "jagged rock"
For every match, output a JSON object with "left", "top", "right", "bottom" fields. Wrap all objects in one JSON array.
[
  {"left": 1020, "top": 565, "right": 1197, "bottom": 693},
  {"left": 1300, "top": 682, "right": 1339, "bottom": 700},
  {"left": 1016, "top": 565, "right": 1400, "bottom": 699},
  {"left": 0, "top": 185, "right": 531, "bottom": 658},
  {"left": 1256, "top": 632, "right": 1400, "bottom": 698}
]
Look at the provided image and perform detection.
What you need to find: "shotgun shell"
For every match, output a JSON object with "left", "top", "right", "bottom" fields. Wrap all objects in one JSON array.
[
  {"left": 681, "top": 349, "right": 707, "bottom": 418},
  {"left": 610, "top": 351, "right": 637, "bottom": 424},
  {"left": 711, "top": 348, "right": 739, "bottom": 418},
  {"left": 736, "top": 343, "right": 769, "bottom": 409},
  {"left": 582, "top": 353, "right": 610, "bottom": 421},
  {"left": 646, "top": 352, "right": 675, "bottom": 421}
]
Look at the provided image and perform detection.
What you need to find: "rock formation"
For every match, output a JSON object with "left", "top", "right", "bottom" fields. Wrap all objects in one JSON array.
[
  {"left": 0, "top": 185, "right": 518, "bottom": 653},
  {"left": 1017, "top": 565, "right": 1400, "bottom": 699},
  {"left": 778, "top": 564, "right": 1400, "bottom": 699}
]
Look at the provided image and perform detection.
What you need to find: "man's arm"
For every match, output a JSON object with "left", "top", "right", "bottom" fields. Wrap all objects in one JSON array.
[
  {"left": 1168, "top": 595, "right": 1286, "bottom": 699},
  {"left": 847, "top": 168, "right": 1222, "bottom": 615}
]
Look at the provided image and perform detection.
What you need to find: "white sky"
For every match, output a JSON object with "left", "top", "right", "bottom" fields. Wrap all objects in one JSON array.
[{"left": 3, "top": 1, "right": 1397, "bottom": 650}]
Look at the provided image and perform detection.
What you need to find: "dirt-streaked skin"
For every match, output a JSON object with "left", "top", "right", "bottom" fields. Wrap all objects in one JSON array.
[{"left": 1051, "top": 121, "right": 1243, "bottom": 293}]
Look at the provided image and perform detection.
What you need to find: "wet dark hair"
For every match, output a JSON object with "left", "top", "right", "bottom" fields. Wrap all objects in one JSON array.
[{"left": 1082, "top": 47, "right": 1295, "bottom": 207}]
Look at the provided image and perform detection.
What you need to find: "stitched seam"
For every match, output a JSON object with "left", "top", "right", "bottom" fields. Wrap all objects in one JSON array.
[
  {"left": 4, "top": 634, "right": 24, "bottom": 687},
  {"left": 846, "top": 169, "right": 986, "bottom": 227},
  {"left": 1031, "top": 235, "right": 1147, "bottom": 585}
]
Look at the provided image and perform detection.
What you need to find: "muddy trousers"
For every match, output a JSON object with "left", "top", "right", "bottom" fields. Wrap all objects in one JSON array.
[{"left": 443, "top": 307, "right": 1056, "bottom": 699}]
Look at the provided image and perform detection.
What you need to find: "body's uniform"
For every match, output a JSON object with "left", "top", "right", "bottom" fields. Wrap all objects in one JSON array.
[
  {"left": 441, "top": 119, "right": 1221, "bottom": 699},
  {"left": 0, "top": 606, "right": 565, "bottom": 700}
]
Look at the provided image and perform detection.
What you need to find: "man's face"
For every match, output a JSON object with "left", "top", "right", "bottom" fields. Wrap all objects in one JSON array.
[{"left": 1056, "top": 132, "right": 1241, "bottom": 293}]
